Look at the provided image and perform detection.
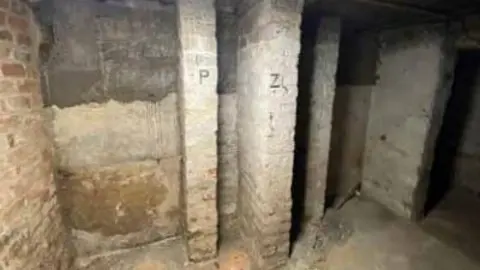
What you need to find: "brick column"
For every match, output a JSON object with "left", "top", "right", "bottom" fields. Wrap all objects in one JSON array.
[
  {"left": 0, "top": 0, "right": 71, "bottom": 268},
  {"left": 237, "top": 1, "right": 303, "bottom": 269},
  {"left": 176, "top": 0, "right": 218, "bottom": 262},
  {"left": 305, "top": 17, "right": 341, "bottom": 221}
]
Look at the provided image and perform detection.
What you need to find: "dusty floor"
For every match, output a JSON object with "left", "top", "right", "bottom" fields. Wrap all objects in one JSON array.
[
  {"left": 421, "top": 187, "right": 480, "bottom": 263},
  {"left": 75, "top": 194, "right": 480, "bottom": 270},
  {"left": 290, "top": 194, "right": 480, "bottom": 270},
  {"left": 75, "top": 238, "right": 218, "bottom": 270}
]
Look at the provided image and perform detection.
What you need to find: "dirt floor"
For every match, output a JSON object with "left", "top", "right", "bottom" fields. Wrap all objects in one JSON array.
[
  {"left": 290, "top": 193, "right": 480, "bottom": 270},
  {"left": 75, "top": 238, "right": 216, "bottom": 270},
  {"left": 421, "top": 187, "right": 480, "bottom": 263},
  {"left": 75, "top": 193, "right": 480, "bottom": 270}
]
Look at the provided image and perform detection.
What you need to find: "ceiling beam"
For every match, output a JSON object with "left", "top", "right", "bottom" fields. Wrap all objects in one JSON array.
[
  {"left": 457, "top": 36, "right": 480, "bottom": 49},
  {"left": 348, "top": 0, "right": 448, "bottom": 18}
]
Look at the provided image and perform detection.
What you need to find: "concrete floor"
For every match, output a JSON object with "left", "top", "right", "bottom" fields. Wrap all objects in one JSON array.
[{"left": 76, "top": 193, "right": 480, "bottom": 270}]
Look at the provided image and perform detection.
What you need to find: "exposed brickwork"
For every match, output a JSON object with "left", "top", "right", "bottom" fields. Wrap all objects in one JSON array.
[
  {"left": 177, "top": 0, "right": 219, "bottom": 262},
  {"left": 16, "top": 33, "right": 31, "bottom": 47},
  {"left": 0, "top": 1, "right": 71, "bottom": 269},
  {"left": 7, "top": 15, "right": 27, "bottom": 33},
  {"left": 236, "top": 0, "right": 303, "bottom": 269},
  {"left": 2, "top": 62, "right": 24, "bottom": 76}
]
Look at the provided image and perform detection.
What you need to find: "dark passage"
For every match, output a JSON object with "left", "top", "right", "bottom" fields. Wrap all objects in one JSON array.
[
  {"left": 425, "top": 50, "right": 480, "bottom": 215},
  {"left": 290, "top": 8, "right": 319, "bottom": 251},
  {"left": 325, "top": 25, "right": 377, "bottom": 210}
]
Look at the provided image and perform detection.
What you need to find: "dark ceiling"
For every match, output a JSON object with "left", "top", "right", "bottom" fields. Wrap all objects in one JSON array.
[
  {"left": 26, "top": 0, "right": 480, "bottom": 32},
  {"left": 307, "top": 0, "right": 480, "bottom": 31}
]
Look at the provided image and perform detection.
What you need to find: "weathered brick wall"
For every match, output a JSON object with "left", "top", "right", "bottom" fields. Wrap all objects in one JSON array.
[
  {"left": 177, "top": 0, "right": 218, "bottom": 262},
  {"left": 236, "top": 0, "right": 303, "bottom": 269},
  {"left": 0, "top": 0, "right": 71, "bottom": 268},
  {"left": 362, "top": 25, "right": 457, "bottom": 220},
  {"left": 39, "top": 0, "right": 182, "bottom": 258},
  {"left": 216, "top": 0, "right": 238, "bottom": 234}
]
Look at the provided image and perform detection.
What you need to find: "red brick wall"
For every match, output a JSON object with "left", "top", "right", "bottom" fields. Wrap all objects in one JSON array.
[{"left": 0, "top": 0, "right": 71, "bottom": 269}]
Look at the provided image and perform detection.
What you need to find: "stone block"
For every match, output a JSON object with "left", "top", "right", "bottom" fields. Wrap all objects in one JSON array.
[
  {"left": 362, "top": 25, "right": 457, "bottom": 219},
  {"left": 50, "top": 93, "right": 180, "bottom": 169},
  {"left": 59, "top": 158, "right": 181, "bottom": 256}
]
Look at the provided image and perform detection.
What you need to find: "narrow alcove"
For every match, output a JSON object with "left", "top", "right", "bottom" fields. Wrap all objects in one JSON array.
[
  {"left": 422, "top": 49, "right": 480, "bottom": 262},
  {"left": 325, "top": 26, "right": 378, "bottom": 210},
  {"left": 424, "top": 50, "right": 478, "bottom": 213},
  {"left": 291, "top": 6, "right": 320, "bottom": 247}
]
